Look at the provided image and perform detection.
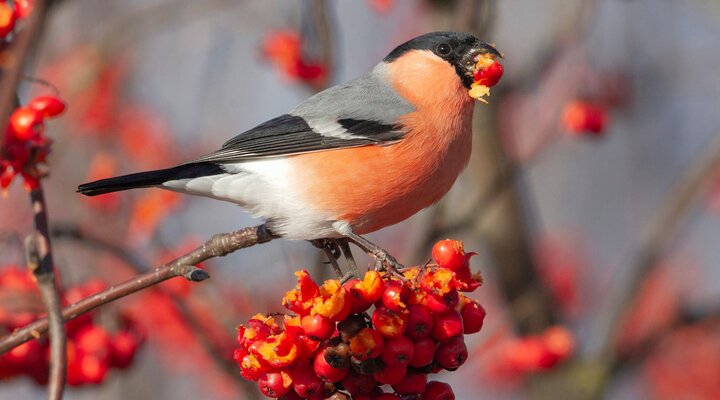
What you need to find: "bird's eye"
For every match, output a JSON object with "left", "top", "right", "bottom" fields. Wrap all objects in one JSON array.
[{"left": 436, "top": 43, "right": 452, "bottom": 56}]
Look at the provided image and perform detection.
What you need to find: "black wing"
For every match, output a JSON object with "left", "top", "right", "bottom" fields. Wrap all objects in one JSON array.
[{"left": 188, "top": 114, "right": 404, "bottom": 164}]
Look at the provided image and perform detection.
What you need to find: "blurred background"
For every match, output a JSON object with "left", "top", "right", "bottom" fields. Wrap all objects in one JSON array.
[{"left": 1, "top": 0, "right": 720, "bottom": 399}]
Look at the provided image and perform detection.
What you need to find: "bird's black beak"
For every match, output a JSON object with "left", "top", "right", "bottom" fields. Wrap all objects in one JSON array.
[{"left": 460, "top": 42, "right": 503, "bottom": 80}]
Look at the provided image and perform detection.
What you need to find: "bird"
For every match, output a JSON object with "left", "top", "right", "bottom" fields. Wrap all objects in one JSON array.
[{"left": 78, "top": 31, "right": 501, "bottom": 271}]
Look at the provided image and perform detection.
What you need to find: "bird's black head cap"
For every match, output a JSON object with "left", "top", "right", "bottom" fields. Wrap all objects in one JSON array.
[{"left": 383, "top": 31, "right": 502, "bottom": 88}]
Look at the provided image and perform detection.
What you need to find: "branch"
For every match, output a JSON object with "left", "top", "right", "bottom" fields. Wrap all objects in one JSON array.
[
  {"left": 26, "top": 186, "right": 65, "bottom": 400},
  {"left": 50, "top": 223, "right": 262, "bottom": 399},
  {"left": 0, "top": 224, "right": 275, "bottom": 354}
]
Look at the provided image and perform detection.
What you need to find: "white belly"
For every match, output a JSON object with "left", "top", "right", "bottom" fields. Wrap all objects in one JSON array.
[{"left": 162, "top": 158, "right": 339, "bottom": 240}]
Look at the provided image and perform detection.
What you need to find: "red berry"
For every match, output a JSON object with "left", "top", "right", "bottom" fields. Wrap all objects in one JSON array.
[
  {"left": 14, "top": 0, "right": 33, "bottom": 19},
  {"left": 561, "top": 101, "right": 608, "bottom": 135},
  {"left": 343, "top": 278, "right": 372, "bottom": 313},
  {"left": 376, "top": 394, "right": 402, "bottom": 400},
  {"left": 381, "top": 335, "right": 414, "bottom": 367},
  {"left": 345, "top": 271, "right": 385, "bottom": 313},
  {"left": 372, "top": 306, "right": 408, "bottom": 338},
  {"left": 340, "top": 372, "right": 376, "bottom": 395},
  {"left": 435, "top": 336, "right": 468, "bottom": 370},
  {"left": 109, "top": 330, "right": 140, "bottom": 369},
  {"left": 432, "top": 240, "right": 466, "bottom": 271},
  {"left": 301, "top": 314, "right": 335, "bottom": 340},
  {"left": 313, "top": 350, "right": 348, "bottom": 383},
  {"left": 373, "top": 364, "right": 406, "bottom": 385},
  {"left": 75, "top": 325, "right": 111, "bottom": 363},
  {"left": 278, "top": 391, "right": 303, "bottom": 400},
  {"left": 0, "top": 3, "right": 16, "bottom": 37},
  {"left": 426, "top": 289, "right": 460, "bottom": 314},
  {"left": 382, "top": 281, "right": 409, "bottom": 311},
  {"left": 392, "top": 371, "right": 428, "bottom": 395},
  {"left": 431, "top": 310, "right": 463, "bottom": 342},
  {"left": 258, "top": 371, "right": 291, "bottom": 397},
  {"left": 423, "top": 381, "right": 455, "bottom": 400},
  {"left": 473, "top": 61, "right": 504, "bottom": 87},
  {"left": 77, "top": 354, "right": 109, "bottom": 384},
  {"left": 460, "top": 300, "right": 486, "bottom": 334},
  {"left": 28, "top": 95, "right": 66, "bottom": 118},
  {"left": 349, "top": 327, "right": 385, "bottom": 360},
  {"left": 291, "top": 363, "right": 324, "bottom": 398},
  {"left": 406, "top": 304, "right": 434, "bottom": 339},
  {"left": 9, "top": 107, "right": 43, "bottom": 141},
  {"left": 409, "top": 336, "right": 436, "bottom": 368}
]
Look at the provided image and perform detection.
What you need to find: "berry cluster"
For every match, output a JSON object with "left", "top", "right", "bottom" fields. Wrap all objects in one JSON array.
[
  {"left": 0, "top": 266, "right": 144, "bottom": 385},
  {"left": 500, "top": 326, "right": 574, "bottom": 374},
  {"left": 0, "top": 0, "right": 33, "bottom": 40},
  {"left": 560, "top": 100, "right": 608, "bottom": 136},
  {"left": 234, "top": 240, "right": 485, "bottom": 399},
  {"left": 1, "top": 95, "right": 65, "bottom": 191},
  {"left": 261, "top": 30, "right": 327, "bottom": 84}
]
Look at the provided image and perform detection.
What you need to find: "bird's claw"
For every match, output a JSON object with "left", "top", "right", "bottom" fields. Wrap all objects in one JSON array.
[{"left": 371, "top": 249, "right": 404, "bottom": 273}]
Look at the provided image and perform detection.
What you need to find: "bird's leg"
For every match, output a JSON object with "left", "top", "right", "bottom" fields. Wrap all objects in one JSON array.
[
  {"left": 338, "top": 239, "right": 359, "bottom": 281},
  {"left": 343, "top": 231, "right": 404, "bottom": 272},
  {"left": 310, "top": 239, "right": 344, "bottom": 278}
]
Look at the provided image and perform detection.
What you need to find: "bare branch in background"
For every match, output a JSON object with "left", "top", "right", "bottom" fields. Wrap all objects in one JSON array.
[{"left": 0, "top": 225, "right": 275, "bottom": 354}]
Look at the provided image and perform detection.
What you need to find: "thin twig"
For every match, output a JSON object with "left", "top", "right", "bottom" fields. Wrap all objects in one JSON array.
[
  {"left": 26, "top": 187, "right": 65, "bottom": 400},
  {"left": 0, "top": 224, "right": 275, "bottom": 354}
]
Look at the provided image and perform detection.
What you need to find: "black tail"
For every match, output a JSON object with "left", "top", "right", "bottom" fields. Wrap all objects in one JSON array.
[{"left": 77, "top": 163, "right": 225, "bottom": 196}]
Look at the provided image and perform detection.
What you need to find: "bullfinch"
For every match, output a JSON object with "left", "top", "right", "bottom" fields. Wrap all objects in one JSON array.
[{"left": 78, "top": 31, "right": 502, "bottom": 267}]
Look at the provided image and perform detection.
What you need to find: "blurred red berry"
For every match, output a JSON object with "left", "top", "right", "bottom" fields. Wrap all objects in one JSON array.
[
  {"left": 109, "top": 331, "right": 140, "bottom": 369},
  {"left": 14, "top": 0, "right": 33, "bottom": 19},
  {"left": 561, "top": 100, "right": 608, "bottom": 135},
  {"left": 369, "top": 0, "right": 394, "bottom": 14},
  {"left": 75, "top": 326, "right": 111, "bottom": 364},
  {"left": 28, "top": 95, "right": 66, "bottom": 118},
  {"left": 431, "top": 310, "right": 463, "bottom": 342},
  {"left": 9, "top": 107, "right": 44, "bottom": 141},
  {"left": 0, "top": 2, "right": 16, "bottom": 38},
  {"left": 436, "top": 336, "right": 468, "bottom": 370},
  {"left": 423, "top": 381, "right": 455, "bottom": 400}
]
